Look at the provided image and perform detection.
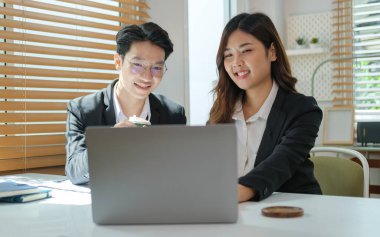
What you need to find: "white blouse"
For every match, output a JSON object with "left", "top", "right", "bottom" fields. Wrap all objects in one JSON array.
[{"left": 232, "top": 82, "right": 279, "bottom": 177}]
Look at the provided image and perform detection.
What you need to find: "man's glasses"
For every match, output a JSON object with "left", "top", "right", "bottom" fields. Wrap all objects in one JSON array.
[{"left": 128, "top": 59, "right": 167, "bottom": 78}]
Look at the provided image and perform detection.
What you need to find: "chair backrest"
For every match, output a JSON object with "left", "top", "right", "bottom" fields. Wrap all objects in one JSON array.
[{"left": 310, "top": 147, "right": 369, "bottom": 198}]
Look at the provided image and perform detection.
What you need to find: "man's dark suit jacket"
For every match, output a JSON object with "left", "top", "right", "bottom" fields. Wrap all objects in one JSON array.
[
  {"left": 238, "top": 88, "right": 323, "bottom": 201},
  {"left": 65, "top": 80, "right": 186, "bottom": 184}
]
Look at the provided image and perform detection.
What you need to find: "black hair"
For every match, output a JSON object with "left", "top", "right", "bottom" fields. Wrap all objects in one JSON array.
[{"left": 116, "top": 22, "right": 173, "bottom": 60}]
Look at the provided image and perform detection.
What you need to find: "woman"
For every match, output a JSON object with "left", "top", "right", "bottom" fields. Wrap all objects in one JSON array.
[{"left": 208, "top": 13, "right": 322, "bottom": 202}]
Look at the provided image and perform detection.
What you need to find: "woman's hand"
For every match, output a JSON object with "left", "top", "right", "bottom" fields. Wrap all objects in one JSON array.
[{"left": 238, "top": 184, "right": 255, "bottom": 203}]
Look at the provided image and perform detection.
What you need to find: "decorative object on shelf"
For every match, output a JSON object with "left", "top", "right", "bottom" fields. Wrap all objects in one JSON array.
[
  {"left": 309, "top": 37, "right": 320, "bottom": 48},
  {"left": 286, "top": 47, "right": 328, "bottom": 56},
  {"left": 295, "top": 37, "right": 307, "bottom": 49},
  {"left": 322, "top": 107, "right": 354, "bottom": 145}
]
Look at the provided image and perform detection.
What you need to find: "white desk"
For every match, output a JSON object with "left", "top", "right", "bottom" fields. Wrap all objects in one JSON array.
[{"left": 1, "top": 173, "right": 380, "bottom": 237}]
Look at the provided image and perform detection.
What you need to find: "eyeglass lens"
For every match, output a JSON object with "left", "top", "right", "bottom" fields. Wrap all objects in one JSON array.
[{"left": 129, "top": 60, "right": 166, "bottom": 77}]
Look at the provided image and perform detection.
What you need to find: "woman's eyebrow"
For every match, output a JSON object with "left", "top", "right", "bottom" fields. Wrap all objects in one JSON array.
[
  {"left": 225, "top": 42, "right": 253, "bottom": 52},
  {"left": 239, "top": 42, "right": 253, "bottom": 48}
]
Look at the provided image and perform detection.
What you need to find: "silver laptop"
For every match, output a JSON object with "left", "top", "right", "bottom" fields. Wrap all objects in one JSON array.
[{"left": 86, "top": 124, "right": 238, "bottom": 225}]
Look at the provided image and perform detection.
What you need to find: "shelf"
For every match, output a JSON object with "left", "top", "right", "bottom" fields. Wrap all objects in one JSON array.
[{"left": 286, "top": 47, "right": 329, "bottom": 56}]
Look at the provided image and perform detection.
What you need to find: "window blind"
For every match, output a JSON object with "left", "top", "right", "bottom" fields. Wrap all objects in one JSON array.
[
  {"left": 332, "top": 0, "right": 354, "bottom": 107},
  {"left": 352, "top": 0, "right": 380, "bottom": 121},
  {"left": 0, "top": 0, "right": 149, "bottom": 173}
]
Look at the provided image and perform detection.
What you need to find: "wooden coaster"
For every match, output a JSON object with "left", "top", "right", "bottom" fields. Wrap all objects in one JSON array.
[{"left": 261, "top": 206, "right": 304, "bottom": 218}]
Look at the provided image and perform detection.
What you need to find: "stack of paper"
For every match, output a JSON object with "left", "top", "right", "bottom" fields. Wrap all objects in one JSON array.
[{"left": 0, "top": 181, "right": 51, "bottom": 203}]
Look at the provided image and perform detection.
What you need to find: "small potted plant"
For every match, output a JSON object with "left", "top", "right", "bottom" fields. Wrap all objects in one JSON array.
[
  {"left": 295, "top": 37, "right": 307, "bottom": 49},
  {"left": 309, "top": 37, "right": 320, "bottom": 48}
]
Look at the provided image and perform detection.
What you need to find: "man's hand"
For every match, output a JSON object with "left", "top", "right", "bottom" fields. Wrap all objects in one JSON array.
[
  {"left": 114, "top": 119, "right": 136, "bottom": 128},
  {"left": 238, "top": 184, "right": 255, "bottom": 203}
]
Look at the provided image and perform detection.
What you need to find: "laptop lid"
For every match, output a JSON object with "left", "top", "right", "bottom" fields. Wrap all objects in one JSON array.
[{"left": 86, "top": 124, "right": 238, "bottom": 225}]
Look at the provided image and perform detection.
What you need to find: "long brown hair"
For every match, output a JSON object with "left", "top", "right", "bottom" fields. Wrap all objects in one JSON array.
[{"left": 208, "top": 13, "right": 297, "bottom": 124}]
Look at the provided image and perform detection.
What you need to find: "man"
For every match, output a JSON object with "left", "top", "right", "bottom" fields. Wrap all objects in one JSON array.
[{"left": 65, "top": 22, "right": 186, "bottom": 184}]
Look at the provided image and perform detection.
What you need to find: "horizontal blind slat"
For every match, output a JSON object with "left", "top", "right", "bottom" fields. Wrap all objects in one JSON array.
[
  {"left": 0, "top": 89, "right": 90, "bottom": 100},
  {"left": 0, "top": 113, "right": 67, "bottom": 123},
  {"left": 0, "top": 159, "right": 26, "bottom": 172},
  {"left": 0, "top": 55, "right": 115, "bottom": 70},
  {"left": 0, "top": 101, "right": 67, "bottom": 111},
  {"left": 332, "top": 52, "right": 353, "bottom": 56},
  {"left": 0, "top": 66, "right": 117, "bottom": 79},
  {"left": 25, "top": 155, "right": 66, "bottom": 169},
  {"left": 1, "top": 31, "right": 115, "bottom": 50},
  {"left": 0, "top": 78, "right": 108, "bottom": 90},
  {"left": 332, "top": 66, "right": 353, "bottom": 70},
  {"left": 0, "top": 155, "right": 66, "bottom": 171},
  {"left": 332, "top": 21, "right": 353, "bottom": 26},
  {"left": 0, "top": 124, "right": 66, "bottom": 134},
  {"left": 0, "top": 135, "right": 65, "bottom": 146},
  {"left": 333, "top": 97, "right": 354, "bottom": 101},
  {"left": 0, "top": 42, "right": 112, "bottom": 60},
  {"left": 332, "top": 89, "right": 354, "bottom": 93},
  {"left": 333, "top": 74, "right": 354, "bottom": 78},
  {"left": 332, "top": 82, "right": 354, "bottom": 86},
  {"left": 0, "top": 145, "right": 65, "bottom": 159}
]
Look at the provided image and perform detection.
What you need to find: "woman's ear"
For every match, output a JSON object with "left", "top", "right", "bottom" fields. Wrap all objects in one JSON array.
[
  {"left": 114, "top": 54, "right": 121, "bottom": 70},
  {"left": 269, "top": 43, "right": 277, "bottom": 62}
]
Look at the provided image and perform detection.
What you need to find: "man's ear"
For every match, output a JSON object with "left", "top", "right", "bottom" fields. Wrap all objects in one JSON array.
[
  {"left": 114, "top": 54, "right": 122, "bottom": 70},
  {"left": 269, "top": 43, "right": 277, "bottom": 62}
]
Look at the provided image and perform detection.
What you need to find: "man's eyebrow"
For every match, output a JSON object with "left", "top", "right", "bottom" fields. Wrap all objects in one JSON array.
[
  {"left": 130, "top": 56, "right": 165, "bottom": 64},
  {"left": 154, "top": 60, "right": 165, "bottom": 65}
]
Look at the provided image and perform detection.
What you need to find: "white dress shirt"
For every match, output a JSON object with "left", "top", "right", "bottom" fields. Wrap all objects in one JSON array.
[
  {"left": 113, "top": 87, "right": 151, "bottom": 123},
  {"left": 233, "top": 82, "right": 279, "bottom": 177}
]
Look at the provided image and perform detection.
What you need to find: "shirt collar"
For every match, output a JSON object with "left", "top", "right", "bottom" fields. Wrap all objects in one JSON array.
[
  {"left": 232, "top": 81, "right": 278, "bottom": 122},
  {"left": 113, "top": 84, "right": 151, "bottom": 123},
  {"left": 258, "top": 81, "right": 278, "bottom": 120}
]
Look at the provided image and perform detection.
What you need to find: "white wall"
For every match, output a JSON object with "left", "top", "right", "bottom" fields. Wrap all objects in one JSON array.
[
  {"left": 284, "top": 0, "right": 332, "bottom": 15},
  {"left": 231, "top": 0, "right": 285, "bottom": 41},
  {"left": 147, "top": 0, "right": 189, "bottom": 119},
  {"left": 188, "top": 0, "right": 228, "bottom": 125}
]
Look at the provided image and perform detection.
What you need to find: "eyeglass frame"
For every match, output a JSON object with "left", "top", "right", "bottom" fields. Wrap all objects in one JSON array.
[{"left": 124, "top": 57, "right": 168, "bottom": 78}]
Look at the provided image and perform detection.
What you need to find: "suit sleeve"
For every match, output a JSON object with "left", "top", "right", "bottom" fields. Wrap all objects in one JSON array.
[
  {"left": 238, "top": 98, "right": 322, "bottom": 201},
  {"left": 65, "top": 100, "right": 90, "bottom": 184},
  {"left": 178, "top": 106, "right": 187, "bottom": 124}
]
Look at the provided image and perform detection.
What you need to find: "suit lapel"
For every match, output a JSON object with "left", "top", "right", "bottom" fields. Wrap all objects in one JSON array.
[
  {"left": 103, "top": 80, "right": 117, "bottom": 126},
  {"left": 255, "top": 89, "right": 287, "bottom": 165},
  {"left": 149, "top": 94, "right": 161, "bottom": 125}
]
